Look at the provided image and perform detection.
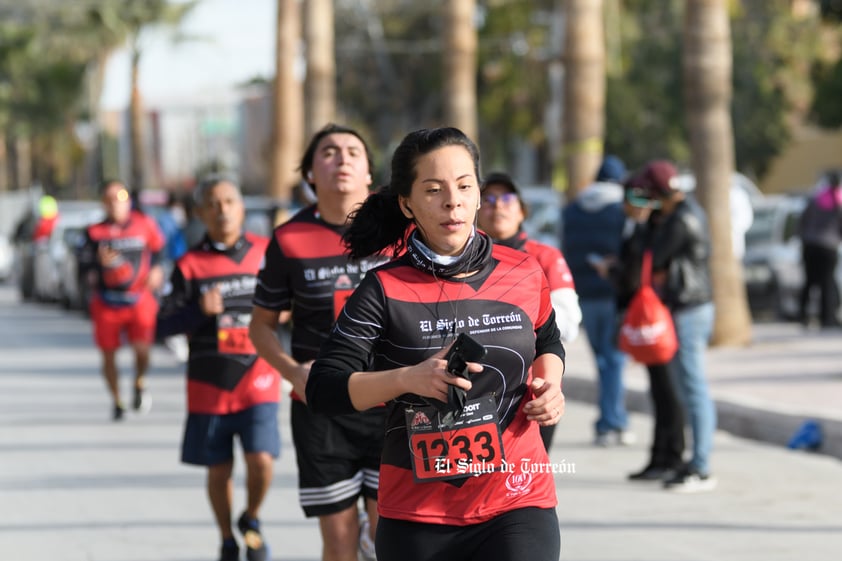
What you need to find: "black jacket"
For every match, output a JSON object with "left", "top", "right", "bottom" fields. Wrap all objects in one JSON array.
[
  {"left": 614, "top": 197, "right": 712, "bottom": 311},
  {"left": 650, "top": 197, "right": 713, "bottom": 309}
]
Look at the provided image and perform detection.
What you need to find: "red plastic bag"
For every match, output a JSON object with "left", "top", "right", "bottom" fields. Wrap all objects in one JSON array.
[{"left": 618, "top": 251, "right": 678, "bottom": 364}]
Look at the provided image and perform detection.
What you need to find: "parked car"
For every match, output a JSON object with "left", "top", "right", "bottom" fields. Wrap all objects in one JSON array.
[
  {"left": 520, "top": 186, "right": 564, "bottom": 249},
  {"left": 0, "top": 235, "right": 13, "bottom": 282},
  {"left": 58, "top": 224, "right": 96, "bottom": 311},
  {"left": 31, "top": 202, "right": 103, "bottom": 305},
  {"left": 741, "top": 194, "right": 842, "bottom": 321},
  {"left": 676, "top": 171, "right": 765, "bottom": 206},
  {"left": 742, "top": 195, "right": 804, "bottom": 319}
]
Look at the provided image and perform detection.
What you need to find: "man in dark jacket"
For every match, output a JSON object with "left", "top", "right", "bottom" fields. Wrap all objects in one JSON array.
[{"left": 563, "top": 156, "right": 633, "bottom": 447}]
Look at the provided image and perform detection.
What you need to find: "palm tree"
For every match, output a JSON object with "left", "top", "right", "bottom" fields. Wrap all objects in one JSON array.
[
  {"left": 684, "top": 0, "right": 752, "bottom": 346},
  {"left": 90, "top": 0, "right": 198, "bottom": 191},
  {"left": 442, "top": 0, "right": 478, "bottom": 142},
  {"left": 562, "top": 0, "right": 605, "bottom": 196},
  {"left": 304, "top": 0, "right": 335, "bottom": 138},
  {"left": 268, "top": 0, "right": 304, "bottom": 212}
]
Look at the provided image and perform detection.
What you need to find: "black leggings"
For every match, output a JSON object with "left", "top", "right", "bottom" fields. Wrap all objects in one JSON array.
[
  {"left": 646, "top": 363, "right": 685, "bottom": 469},
  {"left": 800, "top": 242, "right": 840, "bottom": 326},
  {"left": 376, "top": 507, "right": 560, "bottom": 561}
]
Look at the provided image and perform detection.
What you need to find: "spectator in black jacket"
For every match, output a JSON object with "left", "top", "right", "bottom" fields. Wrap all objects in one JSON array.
[
  {"left": 798, "top": 170, "right": 842, "bottom": 328},
  {"left": 633, "top": 161, "right": 717, "bottom": 492}
]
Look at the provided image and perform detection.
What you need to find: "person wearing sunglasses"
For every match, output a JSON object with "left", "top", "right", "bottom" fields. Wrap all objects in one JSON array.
[
  {"left": 477, "top": 172, "right": 581, "bottom": 452},
  {"left": 606, "top": 162, "right": 716, "bottom": 493}
]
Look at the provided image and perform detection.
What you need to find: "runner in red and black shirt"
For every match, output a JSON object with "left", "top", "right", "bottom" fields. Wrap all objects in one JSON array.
[
  {"left": 78, "top": 180, "right": 165, "bottom": 421},
  {"left": 307, "top": 128, "right": 565, "bottom": 561},
  {"left": 157, "top": 177, "right": 277, "bottom": 561},
  {"left": 249, "top": 124, "right": 386, "bottom": 561}
]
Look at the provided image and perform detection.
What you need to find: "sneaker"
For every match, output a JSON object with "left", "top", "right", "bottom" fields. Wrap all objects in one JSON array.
[
  {"left": 628, "top": 464, "right": 677, "bottom": 482},
  {"left": 594, "top": 429, "right": 636, "bottom": 447},
  {"left": 663, "top": 465, "right": 717, "bottom": 493},
  {"left": 358, "top": 510, "right": 376, "bottom": 561},
  {"left": 112, "top": 403, "right": 126, "bottom": 421},
  {"left": 616, "top": 430, "right": 637, "bottom": 446},
  {"left": 219, "top": 538, "right": 240, "bottom": 561},
  {"left": 133, "top": 387, "right": 151, "bottom": 414},
  {"left": 237, "top": 512, "right": 269, "bottom": 561}
]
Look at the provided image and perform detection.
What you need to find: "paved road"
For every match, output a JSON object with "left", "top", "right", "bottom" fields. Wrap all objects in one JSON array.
[{"left": 1, "top": 283, "right": 840, "bottom": 561}]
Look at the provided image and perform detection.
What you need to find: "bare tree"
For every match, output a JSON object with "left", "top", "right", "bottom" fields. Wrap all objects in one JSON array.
[
  {"left": 684, "top": 0, "right": 752, "bottom": 346},
  {"left": 442, "top": 0, "right": 478, "bottom": 142},
  {"left": 269, "top": 0, "right": 304, "bottom": 212},
  {"left": 562, "top": 0, "right": 605, "bottom": 196},
  {"left": 304, "top": 0, "right": 335, "bottom": 138}
]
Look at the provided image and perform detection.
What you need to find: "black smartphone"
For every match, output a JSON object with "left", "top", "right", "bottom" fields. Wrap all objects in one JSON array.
[
  {"left": 442, "top": 333, "right": 486, "bottom": 415},
  {"left": 444, "top": 333, "right": 487, "bottom": 379}
]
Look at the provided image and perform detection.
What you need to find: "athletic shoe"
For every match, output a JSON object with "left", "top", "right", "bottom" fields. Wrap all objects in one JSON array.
[
  {"left": 112, "top": 403, "right": 126, "bottom": 421},
  {"left": 133, "top": 387, "right": 151, "bottom": 414},
  {"left": 594, "top": 430, "right": 636, "bottom": 447},
  {"left": 627, "top": 464, "right": 677, "bottom": 482},
  {"left": 219, "top": 539, "right": 240, "bottom": 561},
  {"left": 663, "top": 466, "right": 717, "bottom": 493},
  {"left": 358, "top": 510, "right": 376, "bottom": 561},
  {"left": 237, "top": 512, "right": 269, "bottom": 561}
]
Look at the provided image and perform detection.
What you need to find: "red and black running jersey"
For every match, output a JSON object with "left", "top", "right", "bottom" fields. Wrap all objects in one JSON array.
[
  {"left": 309, "top": 241, "right": 565, "bottom": 525},
  {"left": 252, "top": 205, "right": 388, "bottom": 400},
  {"left": 523, "top": 239, "right": 576, "bottom": 292},
  {"left": 496, "top": 230, "right": 576, "bottom": 292},
  {"left": 79, "top": 210, "right": 165, "bottom": 306},
  {"left": 157, "top": 233, "right": 278, "bottom": 415}
]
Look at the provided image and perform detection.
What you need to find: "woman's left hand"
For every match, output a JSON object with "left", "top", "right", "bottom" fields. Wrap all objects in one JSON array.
[{"left": 524, "top": 377, "right": 565, "bottom": 426}]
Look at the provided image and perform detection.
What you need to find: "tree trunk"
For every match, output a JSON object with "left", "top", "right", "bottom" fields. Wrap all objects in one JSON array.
[
  {"left": 15, "top": 135, "right": 32, "bottom": 190},
  {"left": 684, "top": 0, "right": 752, "bottom": 346},
  {"left": 562, "top": 0, "right": 605, "bottom": 196},
  {"left": 81, "top": 54, "right": 110, "bottom": 197},
  {"left": 0, "top": 139, "right": 8, "bottom": 192},
  {"left": 304, "top": 0, "right": 335, "bottom": 138},
  {"left": 129, "top": 42, "right": 145, "bottom": 191},
  {"left": 442, "top": 0, "right": 478, "bottom": 143},
  {"left": 269, "top": 0, "right": 304, "bottom": 217}
]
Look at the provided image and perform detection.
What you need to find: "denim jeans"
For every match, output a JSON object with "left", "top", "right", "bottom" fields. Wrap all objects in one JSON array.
[
  {"left": 580, "top": 298, "right": 628, "bottom": 434},
  {"left": 670, "top": 301, "right": 716, "bottom": 474}
]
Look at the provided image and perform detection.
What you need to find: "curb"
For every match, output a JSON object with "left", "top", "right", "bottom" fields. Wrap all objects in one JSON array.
[{"left": 561, "top": 372, "right": 842, "bottom": 462}]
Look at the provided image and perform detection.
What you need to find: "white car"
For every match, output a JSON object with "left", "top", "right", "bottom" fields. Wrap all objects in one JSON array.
[
  {"left": 0, "top": 235, "right": 13, "bottom": 281},
  {"left": 31, "top": 203, "right": 103, "bottom": 304},
  {"left": 742, "top": 194, "right": 842, "bottom": 321}
]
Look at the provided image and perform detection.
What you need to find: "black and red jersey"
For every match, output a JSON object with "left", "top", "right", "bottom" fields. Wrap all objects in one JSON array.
[
  {"left": 496, "top": 230, "right": 576, "bottom": 292},
  {"left": 309, "top": 240, "right": 565, "bottom": 525},
  {"left": 523, "top": 239, "right": 576, "bottom": 292},
  {"left": 157, "top": 233, "right": 278, "bottom": 415},
  {"left": 252, "top": 205, "right": 388, "bottom": 399},
  {"left": 79, "top": 210, "right": 165, "bottom": 305}
]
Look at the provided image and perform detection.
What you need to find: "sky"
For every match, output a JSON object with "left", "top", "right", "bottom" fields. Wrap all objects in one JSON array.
[{"left": 100, "top": 0, "right": 276, "bottom": 110}]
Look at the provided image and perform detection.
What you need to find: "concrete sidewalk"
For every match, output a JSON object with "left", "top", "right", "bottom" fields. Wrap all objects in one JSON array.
[
  {"left": 1, "top": 283, "right": 841, "bottom": 561},
  {"left": 562, "top": 321, "right": 842, "bottom": 459}
]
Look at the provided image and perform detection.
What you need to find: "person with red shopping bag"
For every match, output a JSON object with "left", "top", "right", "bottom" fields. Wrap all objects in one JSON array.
[
  {"left": 592, "top": 177, "right": 686, "bottom": 485},
  {"left": 602, "top": 162, "right": 717, "bottom": 493}
]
